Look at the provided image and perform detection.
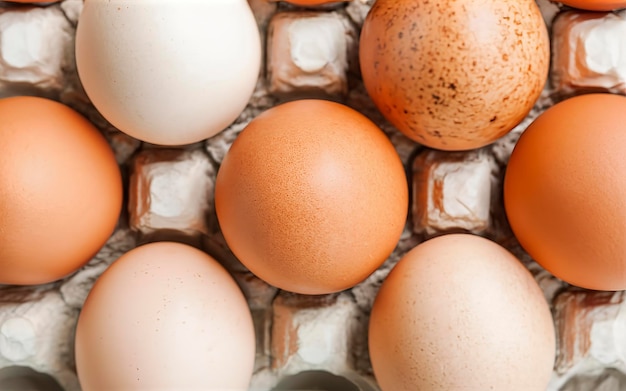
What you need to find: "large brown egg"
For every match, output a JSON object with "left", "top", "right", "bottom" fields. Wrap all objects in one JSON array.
[
  {"left": 0, "top": 96, "right": 122, "bottom": 285},
  {"left": 505, "top": 93, "right": 626, "bottom": 290},
  {"left": 359, "top": 0, "right": 549, "bottom": 151},
  {"left": 369, "top": 234, "right": 555, "bottom": 391},
  {"left": 215, "top": 99, "right": 408, "bottom": 295}
]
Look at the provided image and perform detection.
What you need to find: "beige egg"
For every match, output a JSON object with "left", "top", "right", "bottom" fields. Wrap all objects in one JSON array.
[
  {"left": 75, "top": 242, "right": 255, "bottom": 391},
  {"left": 359, "top": 0, "right": 550, "bottom": 151},
  {"left": 369, "top": 234, "right": 555, "bottom": 391}
]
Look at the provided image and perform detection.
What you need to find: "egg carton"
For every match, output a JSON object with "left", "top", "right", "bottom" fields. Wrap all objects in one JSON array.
[{"left": 0, "top": 0, "right": 625, "bottom": 390}]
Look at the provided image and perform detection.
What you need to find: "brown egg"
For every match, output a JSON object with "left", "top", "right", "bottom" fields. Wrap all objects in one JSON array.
[
  {"left": 369, "top": 234, "right": 555, "bottom": 391},
  {"left": 0, "top": 96, "right": 122, "bottom": 285},
  {"left": 557, "top": 0, "right": 626, "bottom": 10},
  {"left": 359, "top": 0, "right": 549, "bottom": 151},
  {"left": 504, "top": 93, "right": 626, "bottom": 290},
  {"left": 215, "top": 99, "right": 408, "bottom": 295}
]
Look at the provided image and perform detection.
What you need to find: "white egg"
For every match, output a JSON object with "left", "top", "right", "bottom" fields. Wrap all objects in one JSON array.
[{"left": 75, "top": 0, "right": 261, "bottom": 145}]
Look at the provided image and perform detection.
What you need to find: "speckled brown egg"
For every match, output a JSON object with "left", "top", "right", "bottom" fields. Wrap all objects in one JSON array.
[
  {"left": 359, "top": 0, "right": 550, "bottom": 151},
  {"left": 215, "top": 99, "right": 408, "bottom": 295}
]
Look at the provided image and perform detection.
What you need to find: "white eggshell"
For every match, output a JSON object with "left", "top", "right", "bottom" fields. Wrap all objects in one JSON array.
[{"left": 75, "top": 0, "right": 261, "bottom": 145}]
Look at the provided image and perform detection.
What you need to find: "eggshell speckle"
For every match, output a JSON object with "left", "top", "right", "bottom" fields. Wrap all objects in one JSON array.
[
  {"left": 75, "top": 242, "right": 255, "bottom": 391},
  {"left": 359, "top": 0, "right": 550, "bottom": 151},
  {"left": 504, "top": 93, "right": 626, "bottom": 291},
  {"left": 369, "top": 234, "right": 555, "bottom": 391},
  {"left": 215, "top": 99, "right": 408, "bottom": 295},
  {"left": 0, "top": 96, "right": 122, "bottom": 285}
]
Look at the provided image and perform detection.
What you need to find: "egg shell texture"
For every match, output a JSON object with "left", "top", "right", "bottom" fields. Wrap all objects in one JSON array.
[
  {"left": 74, "top": 241, "right": 255, "bottom": 391},
  {"left": 504, "top": 93, "right": 626, "bottom": 290},
  {"left": 369, "top": 234, "right": 555, "bottom": 391},
  {"left": 0, "top": 96, "right": 122, "bottom": 285},
  {"left": 215, "top": 99, "right": 408, "bottom": 295},
  {"left": 359, "top": 0, "right": 550, "bottom": 151}
]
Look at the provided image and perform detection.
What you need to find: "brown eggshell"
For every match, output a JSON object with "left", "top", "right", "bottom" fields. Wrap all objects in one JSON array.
[
  {"left": 369, "top": 234, "right": 555, "bottom": 391},
  {"left": 504, "top": 93, "right": 626, "bottom": 290},
  {"left": 0, "top": 96, "right": 122, "bottom": 285},
  {"left": 75, "top": 242, "right": 255, "bottom": 390},
  {"left": 215, "top": 99, "right": 408, "bottom": 295},
  {"left": 557, "top": 0, "right": 626, "bottom": 10},
  {"left": 359, "top": 0, "right": 550, "bottom": 151}
]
